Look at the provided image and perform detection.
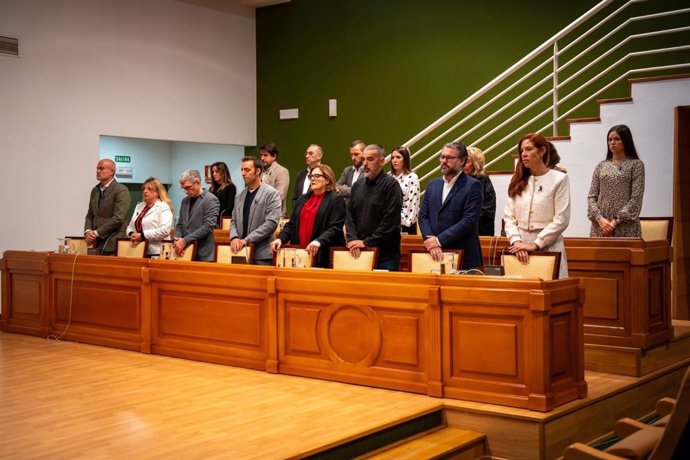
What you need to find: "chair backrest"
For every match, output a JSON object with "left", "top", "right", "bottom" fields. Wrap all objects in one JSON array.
[
  {"left": 501, "top": 251, "right": 561, "bottom": 280},
  {"left": 409, "top": 249, "right": 464, "bottom": 274},
  {"left": 64, "top": 237, "right": 90, "bottom": 255},
  {"left": 640, "top": 217, "right": 673, "bottom": 244},
  {"left": 221, "top": 216, "right": 232, "bottom": 231},
  {"left": 160, "top": 240, "right": 196, "bottom": 261},
  {"left": 275, "top": 217, "right": 290, "bottom": 237},
  {"left": 274, "top": 245, "right": 314, "bottom": 268},
  {"left": 215, "top": 243, "right": 254, "bottom": 264},
  {"left": 115, "top": 239, "right": 148, "bottom": 258},
  {"left": 564, "top": 365, "right": 690, "bottom": 460},
  {"left": 650, "top": 365, "right": 690, "bottom": 459},
  {"left": 330, "top": 247, "right": 379, "bottom": 271}
]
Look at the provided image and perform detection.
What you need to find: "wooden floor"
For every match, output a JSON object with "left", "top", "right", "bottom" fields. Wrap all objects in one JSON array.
[
  {"left": 2, "top": 328, "right": 689, "bottom": 460},
  {"left": 0, "top": 332, "right": 441, "bottom": 459}
]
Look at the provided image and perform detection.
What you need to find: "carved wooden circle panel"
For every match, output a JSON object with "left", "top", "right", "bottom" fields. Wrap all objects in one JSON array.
[{"left": 319, "top": 303, "right": 381, "bottom": 366}]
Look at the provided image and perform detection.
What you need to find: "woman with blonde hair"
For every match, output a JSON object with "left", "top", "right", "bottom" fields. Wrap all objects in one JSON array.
[
  {"left": 464, "top": 146, "right": 496, "bottom": 236},
  {"left": 126, "top": 177, "right": 174, "bottom": 257},
  {"left": 271, "top": 164, "right": 346, "bottom": 268}
]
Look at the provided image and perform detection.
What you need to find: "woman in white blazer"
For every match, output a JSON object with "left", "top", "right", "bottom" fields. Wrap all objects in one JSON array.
[
  {"left": 504, "top": 133, "right": 570, "bottom": 279},
  {"left": 126, "top": 177, "right": 174, "bottom": 257}
]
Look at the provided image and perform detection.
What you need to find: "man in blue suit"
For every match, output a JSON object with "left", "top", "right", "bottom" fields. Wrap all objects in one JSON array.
[{"left": 418, "top": 142, "right": 483, "bottom": 270}]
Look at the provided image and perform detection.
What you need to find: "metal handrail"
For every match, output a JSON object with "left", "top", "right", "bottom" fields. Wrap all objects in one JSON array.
[
  {"left": 404, "top": 0, "right": 690, "bottom": 177},
  {"left": 402, "top": 0, "right": 615, "bottom": 149}
]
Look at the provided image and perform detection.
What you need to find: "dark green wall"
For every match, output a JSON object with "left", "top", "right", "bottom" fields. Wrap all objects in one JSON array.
[{"left": 255, "top": 0, "right": 600, "bottom": 210}]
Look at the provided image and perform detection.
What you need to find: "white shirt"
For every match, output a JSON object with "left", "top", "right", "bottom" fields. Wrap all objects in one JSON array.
[
  {"left": 302, "top": 168, "right": 313, "bottom": 194},
  {"left": 391, "top": 171, "right": 420, "bottom": 227},
  {"left": 442, "top": 172, "right": 461, "bottom": 204}
]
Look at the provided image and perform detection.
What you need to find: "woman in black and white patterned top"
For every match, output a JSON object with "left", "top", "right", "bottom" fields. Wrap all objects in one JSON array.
[
  {"left": 587, "top": 125, "right": 645, "bottom": 238},
  {"left": 389, "top": 147, "right": 420, "bottom": 234}
]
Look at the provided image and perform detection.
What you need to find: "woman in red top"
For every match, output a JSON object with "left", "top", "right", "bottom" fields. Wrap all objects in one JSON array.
[{"left": 270, "top": 164, "right": 345, "bottom": 268}]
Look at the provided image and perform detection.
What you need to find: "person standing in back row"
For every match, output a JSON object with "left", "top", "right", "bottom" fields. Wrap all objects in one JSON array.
[
  {"left": 292, "top": 144, "right": 323, "bottom": 211},
  {"left": 587, "top": 124, "right": 645, "bottom": 238}
]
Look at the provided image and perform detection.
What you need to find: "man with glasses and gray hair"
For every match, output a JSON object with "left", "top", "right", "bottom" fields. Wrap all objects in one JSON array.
[
  {"left": 418, "top": 142, "right": 483, "bottom": 270},
  {"left": 174, "top": 169, "right": 220, "bottom": 261}
]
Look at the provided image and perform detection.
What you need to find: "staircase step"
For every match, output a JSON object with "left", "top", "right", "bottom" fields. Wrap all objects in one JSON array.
[{"left": 359, "top": 426, "right": 486, "bottom": 460}]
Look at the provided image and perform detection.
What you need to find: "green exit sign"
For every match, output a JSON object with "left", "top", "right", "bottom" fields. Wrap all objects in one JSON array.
[{"left": 115, "top": 155, "right": 131, "bottom": 163}]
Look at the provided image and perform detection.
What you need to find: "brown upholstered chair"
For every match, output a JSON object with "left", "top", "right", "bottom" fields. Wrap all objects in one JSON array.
[
  {"left": 64, "top": 236, "right": 90, "bottom": 255},
  {"left": 563, "top": 365, "right": 690, "bottom": 459},
  {"left": 330, "top": 247, "right": 378, "bottom": 271},
  {"left": 273, "top": 245, "right": 314, "bottom": 268},
  {"left": 215, "top": 242, "right": 254, "bottom": 264},
  {"left": 159, "top": 240, "right": 196, "bottom": 261},
  {"left": 501, "top": 251, "right": 561, "bottom": 280},
  {"left": 115, "top": 238, "right": 148, "bottom": 258},
  {"left": 409, "top": 249, "right": 464, "bottom": 274},
  {"left": 640, "top": 217, "right": 673, "bottom": 244}
]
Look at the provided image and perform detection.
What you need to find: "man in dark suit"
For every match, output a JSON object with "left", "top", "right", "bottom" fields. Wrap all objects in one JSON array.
[
  {"left": 174, "top": 169, "right": 220, "bottom": 261},
  {"left": 418, "top": 142, "right": 483, "bottom": 270},
  {"left": 335, "top": 139, "right": 366, "bottom": 205},
  {"left": 291, "top": 144, "right": 323, "bottom": 211},
  {"left": 84, "top": 158, "right": 131, "bottom": 255}
]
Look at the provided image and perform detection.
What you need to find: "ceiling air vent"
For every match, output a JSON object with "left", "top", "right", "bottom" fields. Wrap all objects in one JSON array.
[{"left": 0, "top": 36, "right": 19, "bottom": 57}]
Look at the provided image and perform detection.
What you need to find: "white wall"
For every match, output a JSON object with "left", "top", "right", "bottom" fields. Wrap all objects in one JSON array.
[
  {"left": 492, "top": 77, "right": 690, "bottom": 237},
  {"left": 99, "top": 136, "right": 173, "bottom": 184},
  {"left": 0, "top": 0, "right": 255, "bottom": 254}
]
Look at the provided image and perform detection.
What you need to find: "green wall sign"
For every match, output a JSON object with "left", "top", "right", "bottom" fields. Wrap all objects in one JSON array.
[{"left": 115, "top": 155, "right": 131, "bottom": 163}]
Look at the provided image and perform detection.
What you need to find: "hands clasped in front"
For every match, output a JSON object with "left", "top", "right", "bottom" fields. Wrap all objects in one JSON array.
[
  {"left": 346, "top": 240, "right": 366, "bottom": 259},
  {"left": 597, "top": 217, "right": 617, "bottom": 237},
  {"left": 507, "top": 241, "right": 539, "bottom": 264},
  {"left": 423, "top": 236, "right": 443, "bottom": 262}
]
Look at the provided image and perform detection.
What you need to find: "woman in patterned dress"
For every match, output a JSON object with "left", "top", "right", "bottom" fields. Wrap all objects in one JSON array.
[
  {"left": 389, "top": 147, "right": 420, "bottom": 234},
  {"left": 464, "top": 146, "right": 496, "bottom": 236},
  {"left": 504, "top": 133, "right": 570, "bottom": 279},
  {"left": 587, "top": 125, "right": 645, "bottom": 237}
]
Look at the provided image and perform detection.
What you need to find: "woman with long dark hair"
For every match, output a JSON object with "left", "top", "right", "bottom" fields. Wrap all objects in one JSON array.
[
  {"left": 209, "top": 161, "right": 237, "bottom": 226},
  {"left": 587, "top": 124, "right": 645, "bottom": 237},
  {"left": 389, "top": 146, "right": 420, "bottom": 234},
  {"left": 504, "top": 133, "right": 570, "bottom": 278}
]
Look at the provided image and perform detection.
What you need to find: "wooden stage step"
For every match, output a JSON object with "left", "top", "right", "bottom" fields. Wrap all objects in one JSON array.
[
  {"left": 358, "top": 426, "right": 486, "bottom": 460},
  {"left": 585, "top": 320, "right": 690, "bottom": 376}
]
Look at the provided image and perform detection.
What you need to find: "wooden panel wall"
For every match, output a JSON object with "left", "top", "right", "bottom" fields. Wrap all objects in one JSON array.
[
  {"left": 0, "top": 251, "right": 587, "bottom": 411},
  {"left": 0, "top": 251, "right": 49, "bottom": 336},
  {"left": 675, "top": 106, "right": 690, "bottom": 319},
  {"left": 48, "top": 254, "right": 148, "bottom": 351},
  {"left": 275, "top": 270, "right": 443, "bottom": 396},
  {"left": 148, "top": 261, "right": 278, "bottom": 372}
]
